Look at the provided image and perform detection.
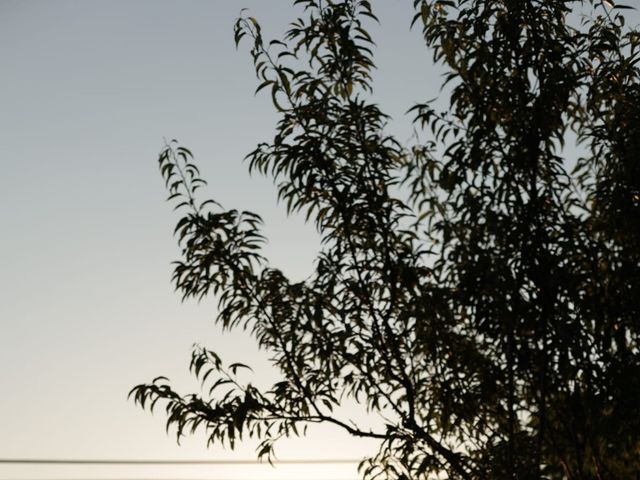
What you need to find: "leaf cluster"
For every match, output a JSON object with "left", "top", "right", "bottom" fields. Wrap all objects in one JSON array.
[{"left": 133, "top": 2, "right": 640, "bottom": 479}]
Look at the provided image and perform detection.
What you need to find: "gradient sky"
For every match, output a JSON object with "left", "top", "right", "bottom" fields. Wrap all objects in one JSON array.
[
  {"left": 0, "top": 2, "right": 440, "bottom": 479},
  {"left": 5, "top": 2, "right": 637, "bottom": 480}
]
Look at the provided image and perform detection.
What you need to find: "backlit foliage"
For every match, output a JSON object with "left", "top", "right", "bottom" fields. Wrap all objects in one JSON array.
[{"left": 131, "top": 1, "right": 640, "bottom": 478}]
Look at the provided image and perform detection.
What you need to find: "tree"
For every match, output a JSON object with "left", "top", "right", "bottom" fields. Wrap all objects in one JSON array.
[{"left": 130, "top": 1, "right": 640, "bottom": 478}]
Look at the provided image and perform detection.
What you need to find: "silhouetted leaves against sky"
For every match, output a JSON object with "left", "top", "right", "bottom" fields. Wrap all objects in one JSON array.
[{"left": 132, "top": 1, "right": 640, "bottom": 479}]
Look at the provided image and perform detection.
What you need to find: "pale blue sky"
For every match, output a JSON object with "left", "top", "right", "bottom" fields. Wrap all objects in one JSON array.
[
  {"left": 2, "top": 2, "right": 640, "bottom": 480},
  {"left": 0, "top": 1, "right": 439, "bottom": 479}
]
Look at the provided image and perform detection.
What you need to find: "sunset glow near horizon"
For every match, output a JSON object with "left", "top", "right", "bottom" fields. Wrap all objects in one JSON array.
[
  {"left": 0, "top": 1, "right": 437, "bottom": 479},
  {"left": 0, "top": 459, "right": 364, "bottom": 480}
]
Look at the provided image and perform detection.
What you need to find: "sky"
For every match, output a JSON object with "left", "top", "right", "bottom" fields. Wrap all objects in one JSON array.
[
  {"left": 5, "top": 2, "right": 637, "bottom": 480},
  {"left": 0, "top": 2, "right": 439, "bottom": 480}
]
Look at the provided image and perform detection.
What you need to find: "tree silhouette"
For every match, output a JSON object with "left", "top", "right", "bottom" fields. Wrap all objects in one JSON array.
[{"left": 131, "top": 1, "right": 640, "bottom": 478}]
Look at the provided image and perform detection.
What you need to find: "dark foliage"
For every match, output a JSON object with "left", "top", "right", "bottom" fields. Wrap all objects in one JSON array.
[{"left": 131, "top": 1, "right": 640, "bottom": 478}]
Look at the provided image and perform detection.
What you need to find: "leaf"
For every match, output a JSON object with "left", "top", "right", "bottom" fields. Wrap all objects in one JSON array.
[{"left": 228, "top": 362, "right": 253, "bottom": 374}]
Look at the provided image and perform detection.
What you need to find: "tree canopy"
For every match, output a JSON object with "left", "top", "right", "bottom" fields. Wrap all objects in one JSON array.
[{"left": 131, "top": 1, "right": 640, "bottom": 478}]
